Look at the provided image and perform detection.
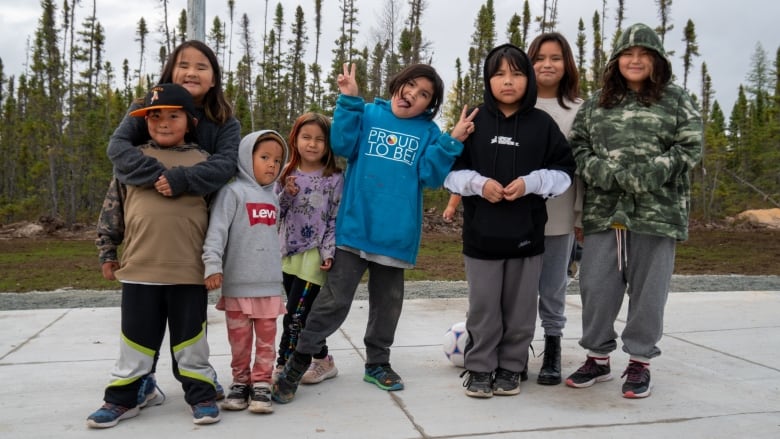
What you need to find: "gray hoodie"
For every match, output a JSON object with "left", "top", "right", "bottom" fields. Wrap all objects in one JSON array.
[{"left": 202, "top": 130, "right": 289, "bottom": 298}]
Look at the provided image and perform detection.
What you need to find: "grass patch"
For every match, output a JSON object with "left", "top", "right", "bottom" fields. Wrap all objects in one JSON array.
[{"left": 0, "top": 227, "right": 778, "bottom": 292}]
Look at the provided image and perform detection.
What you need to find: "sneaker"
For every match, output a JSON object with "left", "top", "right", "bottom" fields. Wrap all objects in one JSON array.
[
  {"left": 302, "top": 355, "right": 339, "bottom": 384},
  {"left": 215, "top": 381, "right": 225, "bottom": 401},
  {"left": 137, "top": 374, "right": 166, "bottom": 408},
  {"left": 272, "top": 352, "right": 311, "bottom": 404},
  {"left": 460, "top": 370, "right": 493, "bottom": 398},
  {"left": 221, "top": 383, "right": 250, "bottom": 411},
  {"left": 565, "top": 356, "right": 613, "bottom": 388},
  {"left": 249, "top": 383, "right": 274, "bottom": 414},
  {"left": 363, "top": 363, "right": 404, "bottom": 391},
  {"left": 86, "top": 403, "right": 139, "bottom": 429},
  {"left": 621, "top": 361, "right": 652, "bottom": 398},
  {"left": 492, "top": 368, "right": 521, "bottom": 396},
  {"left": 190, "top": 400, "right": 221, "bottom": 425}
]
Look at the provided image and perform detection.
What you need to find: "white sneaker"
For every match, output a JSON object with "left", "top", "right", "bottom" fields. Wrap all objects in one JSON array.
[{"left": 301, "top": 355, "right": 338, "bottom": 384}]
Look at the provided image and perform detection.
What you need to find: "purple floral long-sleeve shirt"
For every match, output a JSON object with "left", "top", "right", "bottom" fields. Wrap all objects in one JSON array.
[{"left": 276, "top": 168, "right": 344, "bottom": 262}]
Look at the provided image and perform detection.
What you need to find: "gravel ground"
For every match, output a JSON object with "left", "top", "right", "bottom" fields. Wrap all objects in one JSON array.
[{"left": 1, "top": 275, "right": 778, "bottom": 310}]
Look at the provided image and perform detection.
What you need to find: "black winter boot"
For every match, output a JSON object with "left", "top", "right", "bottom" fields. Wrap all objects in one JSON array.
[{"left": 537, "top": 335, "right": 562, "bottom": 385}]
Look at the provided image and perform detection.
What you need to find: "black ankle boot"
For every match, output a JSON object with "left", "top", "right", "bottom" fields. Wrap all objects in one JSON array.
[{"left": 537, "top": 335, "right": 561, "bottom": 385}]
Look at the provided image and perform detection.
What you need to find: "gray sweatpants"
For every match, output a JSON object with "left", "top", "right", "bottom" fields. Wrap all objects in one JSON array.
[
  {"left": 296, "top": 248, "right": 404, "bottom": 365},
  {"left": 463, "top": 254, "right": 542, "bottom": 373},
  {"left": 538, "top": 233, "right": 575, "bottom": 336},
  {"left": 578, "top": 230, "right": 675, "bottom": 361}
]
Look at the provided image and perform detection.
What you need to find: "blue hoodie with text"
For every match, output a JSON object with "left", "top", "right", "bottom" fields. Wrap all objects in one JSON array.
[{"left": 330, "top": 95, "right": 463, "bottom": 265}]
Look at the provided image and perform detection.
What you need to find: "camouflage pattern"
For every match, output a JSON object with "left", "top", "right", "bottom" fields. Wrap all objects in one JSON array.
[
  {"left": 570, "top": 24, "right": 702, "bottom": 241},
  {"left": 95, "top": 178, "right": 127, "bottom": 264}
]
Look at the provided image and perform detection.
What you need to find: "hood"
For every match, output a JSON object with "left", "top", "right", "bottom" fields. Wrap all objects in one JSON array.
[
  {"left": 236, "top": 129, "right": 289, "bottom": 188},
  {"left": 610, "top": 23, "right": 672, "bottom": 74},
  {"left": 482, "top": 43, "right": 537, "bottom": 117}
]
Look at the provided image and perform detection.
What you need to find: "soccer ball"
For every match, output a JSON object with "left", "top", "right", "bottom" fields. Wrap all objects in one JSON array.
[{"left": 442, "top": 321, "right": 469, "bottom": 367}]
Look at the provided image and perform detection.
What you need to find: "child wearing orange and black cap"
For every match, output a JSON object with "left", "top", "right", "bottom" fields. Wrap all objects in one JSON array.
[{"left": 88, "top": 83, "right": 221, "bottom": 428}]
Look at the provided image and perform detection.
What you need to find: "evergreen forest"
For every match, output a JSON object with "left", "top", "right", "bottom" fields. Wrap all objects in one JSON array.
[{"left": 0, "top": 0, "right": 778, "bottom": 225}]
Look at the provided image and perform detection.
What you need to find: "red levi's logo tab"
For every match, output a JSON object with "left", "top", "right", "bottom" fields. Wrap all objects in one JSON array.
[{"left": 246, "top": 203, "right": 277, "bottom": 226}]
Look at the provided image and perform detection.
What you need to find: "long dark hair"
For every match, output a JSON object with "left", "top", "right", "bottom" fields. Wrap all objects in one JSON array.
[
  {"left": 387, "top": 64, "right": 444, "bottom": 120},
  {"left": 158, "top": 40, "right": 234, "bottom": 124},
  {"left": 599, "top": 48, "right": 671, "bottom": 109},
  {"left": 527, "top": 32, "right": 580, "bottom": 109},
  {"left": 280, "top": 112, "right": 341, "bottom": 183}
]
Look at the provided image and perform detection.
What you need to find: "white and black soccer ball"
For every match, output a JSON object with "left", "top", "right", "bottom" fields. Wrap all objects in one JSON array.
[{"left": 442, "top": 321, "right": 469, "bottom": 367}]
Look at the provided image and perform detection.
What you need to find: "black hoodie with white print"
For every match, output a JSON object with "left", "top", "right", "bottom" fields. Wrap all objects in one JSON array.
[{"left": 445, "top": 43, "right": 575, "bottom": 260}]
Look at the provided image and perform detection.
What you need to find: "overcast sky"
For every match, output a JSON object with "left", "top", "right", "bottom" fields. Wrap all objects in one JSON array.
[{"left": 1, "top": 0, "right": 778, "bottom": 120}]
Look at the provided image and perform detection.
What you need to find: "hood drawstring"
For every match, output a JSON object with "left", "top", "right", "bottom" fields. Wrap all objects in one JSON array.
[{"left": 614, "top": 226, "right": 628, "bottom": 271}]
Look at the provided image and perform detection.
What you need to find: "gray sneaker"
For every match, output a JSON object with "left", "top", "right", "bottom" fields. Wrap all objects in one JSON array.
[
  {"left": 249, "top": 383, "right": 274, "bottom": 414},
  {"left": 221, "top": 382, "right": 250, "bottom": 411}
]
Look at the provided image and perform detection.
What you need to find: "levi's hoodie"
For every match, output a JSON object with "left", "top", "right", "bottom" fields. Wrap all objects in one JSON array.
[
  {"left": 450, "top": 43, "right": 575, "bottom": 259},
  {"left": 202, "top": 130, "right": 289, "bottom": 298}
]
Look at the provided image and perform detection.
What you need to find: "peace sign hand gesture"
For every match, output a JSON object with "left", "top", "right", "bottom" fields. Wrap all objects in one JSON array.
[
  {"left": 337, "top": 63, "right": 359, "bottom": 96},
  {"left": 450, "top": 105, "right": 479, "bottom": 142}
]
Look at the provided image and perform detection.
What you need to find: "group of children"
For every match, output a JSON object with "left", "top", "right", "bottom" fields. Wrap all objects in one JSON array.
[{"left": 87, "top": 21, "right": 701, "bottom": 429}]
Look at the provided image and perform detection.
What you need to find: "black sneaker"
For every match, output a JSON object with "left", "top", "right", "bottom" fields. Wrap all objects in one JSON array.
[
  {"left": 272, "top": 352, "right": 311, "bottom": 404},
  {"left": 460, "top": 370, "right": 493, "bottom": 398},
  {"left": 492, "top": 368, "right": 521, "bottom": 396},
  {"left": 621, "top": 361, "right": 652, "bottom": 398},
  {"left": 565, "top": 356, "right": 612, "bottom": 388},
  {"left": 221, "top": 382, "right": 250, "bottom": 411},
  {"left": 364, "top": 363, "right": 404, "bottom": 391}
]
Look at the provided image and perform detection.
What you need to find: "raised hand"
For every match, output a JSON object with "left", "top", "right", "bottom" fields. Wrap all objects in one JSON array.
[
  {"left": 450, "top": 106, "right": 479, "bottom": 142},
  {"left": 283, "top": 175, "right": 299, "bottom": 196},
  {"left": 336, "top": 63, "right": 359, "bottom": 96}
]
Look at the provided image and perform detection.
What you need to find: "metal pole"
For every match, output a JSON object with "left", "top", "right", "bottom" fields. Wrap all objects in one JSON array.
[{"left": 187, "top": 0, "right": 206, "bottom": 42}]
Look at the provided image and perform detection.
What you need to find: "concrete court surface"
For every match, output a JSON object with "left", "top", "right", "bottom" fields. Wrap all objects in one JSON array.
[{"left": 0, "top": 289, "right": 778, "bottom": 438}]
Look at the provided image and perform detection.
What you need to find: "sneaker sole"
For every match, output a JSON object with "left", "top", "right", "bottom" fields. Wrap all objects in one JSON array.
[
  {"left": 248, "top": 402, "right": 274, "bottom": 414},
  {"left": 220, "top": 400, "right": 249, "bottom": 411},
  {"left": 302, "top": 367, "right": 339, "bottom": 384},
  {"left": 363, "top": 375, "right": 404, "bottom": 391},
  {"left": 86, "top": 407, "right": 140, "bottom": 429},
  {"left": 565, "top": 373, "right": 613, "bottom": 388},
  {"left": 623, "top": 384, "right": 652, "bottom": 399},
  {"left": 191, "top": 413, "right": 221, "bottom": 425},
  {"left": 465, "top": 389, "right": 493, "bottom": 398},
  {"left": 493, "top": 385, "right": 521, "bottom": 396}
]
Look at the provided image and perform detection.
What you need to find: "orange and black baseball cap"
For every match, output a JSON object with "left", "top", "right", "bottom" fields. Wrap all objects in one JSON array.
[{"left": 129, "top": 83, "right": 196, "bottom": 117}]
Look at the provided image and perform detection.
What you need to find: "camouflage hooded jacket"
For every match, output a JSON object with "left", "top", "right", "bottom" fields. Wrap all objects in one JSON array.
[{"left": 570, "top": 23, "right": 702, "bottom": 241}]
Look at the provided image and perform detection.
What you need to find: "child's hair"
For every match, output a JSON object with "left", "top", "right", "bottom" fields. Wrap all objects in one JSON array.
[
  {"left": 280, "top": 112, "right": 341, "bottom": 183},
  {"left": 387, "top": 64, "right": 444, "bottom": 120},
  {"left": 527, "top": 32, "right": 580, "bottom": 109},
  {"left": 485, "top": 45, "right": 532, "bottom": 78},
  {"left": 158, "top": 40, "right": 234, "bottom": 124},
  {"left": 599, "top": 48, "right": 671, "bottom": 109}
]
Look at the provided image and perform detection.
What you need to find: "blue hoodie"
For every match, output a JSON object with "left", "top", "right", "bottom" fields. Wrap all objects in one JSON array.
[
  {"left": 202, "top": 130, "right": 289, "bottom": 298},
  {"left": 330, "top": 95, "right": 463, "bottom": 265}
]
